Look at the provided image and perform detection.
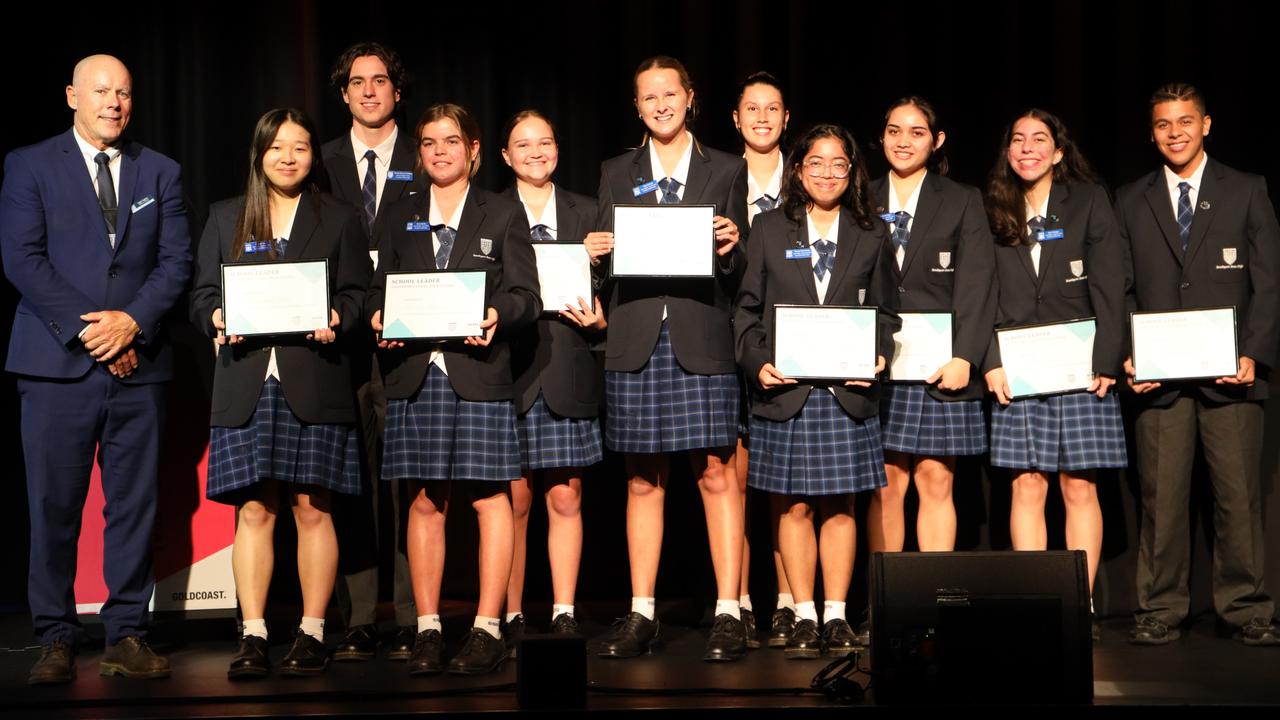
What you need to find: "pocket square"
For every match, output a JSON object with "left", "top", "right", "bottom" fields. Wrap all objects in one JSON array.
[{"left": 131, "top": 196, "right": 156, "bottom": 213}]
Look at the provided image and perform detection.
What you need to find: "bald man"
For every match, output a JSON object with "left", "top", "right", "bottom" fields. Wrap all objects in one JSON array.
[{"left": 1, "top": 55, "right": 191, "bottom": 684}]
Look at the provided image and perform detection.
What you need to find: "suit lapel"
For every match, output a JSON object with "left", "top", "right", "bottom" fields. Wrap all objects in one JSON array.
[
  {"left": 789, "top": 220, "right": 820, "bottom": 304},
  {"left": 448, "top": 189, "right": 483, "bottom": 267},
  {"left": 329, "top": 135, "right": 361, "bottom": 210},
  {"left": 823, "top": 211, "right": 858, "bottom": 303},
  {"left": 112, "top": 143, "right": 140, "bottom": 251},
  {"left": 283, "top": 192, "right": 320, "bottom": 260},
  {"left": 630, "top": 144, "right": 659, "bottom": 206},
  {"left": 1036, "top": 182, "right": 1069, "bottom": 287},
  {"left": 1144, "top": 171, "right": 1185, "bottom": 266},
  {"left": 1183, "top": 159, "right": 1220, "bottom": 266},
  {"left": 556, "top": 186, "right": 580, "bottom": 243},
  {"left": 899, "top": 174, "right": 939, "bottom": 276},
  {"left": 410, "top": 192, "right": 434, "bottom": 268},
  {"left": 60, "top": 131, "right": 113, "bottom": 250},
  {"left": 380, "top": 129, "right": 418, "bottom": 210},
  {"left": 681, "top": 138, "right": 712, "bottom": 204}
]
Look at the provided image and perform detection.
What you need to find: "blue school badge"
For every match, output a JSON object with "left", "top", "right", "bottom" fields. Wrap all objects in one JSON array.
[
  {"left": 406, "top": 221, "right": 432, "bottom": 232},
  {"left": 1037, "top": 228, "right": 1065, "bottom": 241},
  {"left": 786, "top": 247, "right": 813, "bottom": 260},
  {"left": 388, "top": 171, "right": 414, "bottom": 182},
  {"left": 879, "top": 212, "right": 898, "bottom": 222}
]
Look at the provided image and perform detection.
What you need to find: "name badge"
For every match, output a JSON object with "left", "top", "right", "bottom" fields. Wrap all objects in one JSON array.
[
  {"left": 632, "top": 180, "right": 660, "bottom": 197},
  {"left": 406, "top": 221, "right": 432, "bottom": 232},
  {"left": 244, "top": 240, "right": 272, "bottom": 254},
  {"left": 1037, "top": 228, "right": 1065, "bottom": 241},
  {"left": 879, "top": 212, "right": 898, "bottom": 222},
  {"left": 785, "top": 247, "right": 813, "bottom": 260},
  {"left": 131, "top": 196, "right": 156, "bottom": 213},
  {"left": 388, "top": 171, "right": 414, "bottom": 182}
]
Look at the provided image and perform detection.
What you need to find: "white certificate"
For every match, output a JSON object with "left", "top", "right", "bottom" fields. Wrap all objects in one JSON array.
[
  {"left": 533, "top": 243, "right": 592, "bottom": 313},
  {"left": 773, "top": 305, "right": 878, "bottom": 380},
  {"left": 222, "top": 260, "right": 330, "bottom": 337},
  {"left": 997, "top": 318, "right": 1096, "bottom": 398},
  {"left": 611, "top": 204, "right": 715, "bottom": 277},
  {"left": 1131, "top": 307, "right": 1238, "bottom": 382},
  {"left": 382, "top": 270, "right": 486, "bottom": 340},
  {"left": 890, "top": 312, "right": 954, "bottom": 382}
]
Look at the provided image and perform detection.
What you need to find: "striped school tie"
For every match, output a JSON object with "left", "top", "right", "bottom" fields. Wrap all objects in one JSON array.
[
  {"left": 658, "top": 177, "right": 682, "bottom": 204},
  {"left": 1176, "top": 181, "right": 1193, "bottom": 251},
  {"left": 434, "top": 225, "right": 456, "bottom": 269},
  {"left": 891, "top": 211, "right": 912, "bottom": 250},
  {"left": 813, "top": 239, "right": 836, "bottom": 281},
  {"left": 362, "top": 150, "right": 378, "bottom": 231},
  {"left": 531, "top": 224, "right": 554, "bottom": 242}
]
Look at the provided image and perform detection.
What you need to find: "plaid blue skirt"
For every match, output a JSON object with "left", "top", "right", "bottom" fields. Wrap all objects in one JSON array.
[
  {"left": 517, "top": 392, "right": 603, "bottom": 470},
  {"left": 748, "top": 390, "right": 888, "bottom": 496},
  {"left": 383, "top": 364, "right": 520, "bottom": 482},
  {"left": 207, "top": 378, "right": 360, "bottom": 501},
  {"left": 880, "top": 384, "right": 986, "bottom": 456},
  {"left": 989, "top": 390, "right": 1127, "bottom": 472},
  {"left": 605, "top": 323, "right": 738, "bottom": 454}
]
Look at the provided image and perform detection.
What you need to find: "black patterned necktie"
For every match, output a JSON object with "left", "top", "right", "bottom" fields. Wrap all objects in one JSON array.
[
  {"left": 658, "top": 177, "right": 682, "bottom": 204},
  {"left": 1027, "top": 215, "right": 1045, "bottom": 241},
  {"left": 94, "top": 152, "right": 117, "bottom": 239},
  {"left": 434, "top": 225, "right": 456, "bottom": 269},
  {"left": 754, "top": 194, "right": 778, "bottom": 213},
  {"left": 531, "top": 223, "right": 554, "bottom": 242},
  {"left": 275, "top": 237, "right": 288, "bottom": 257},
  {"left": 1176, "top": 181, "right": 1193, "bottom": 251},
  {"left": 891, "top": 211, "right": 912, "bottom": 250},
  {"left": 813, "top": 239, "right": 836, "bottom": 281},
  {"left": 362, "top": 149, "right": 378, "bottom": 231}
]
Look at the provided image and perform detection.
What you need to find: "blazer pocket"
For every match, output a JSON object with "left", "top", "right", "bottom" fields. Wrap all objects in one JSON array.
[{"left": 1210, "top": 242, "right": 1247, "bottom": 283}]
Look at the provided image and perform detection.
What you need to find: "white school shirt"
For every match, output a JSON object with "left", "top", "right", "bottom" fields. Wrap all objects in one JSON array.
[
  {"left": 887, "top": 172, "right": 925, "bottom": 269},
  {"left": 350, "top": 125, "right": 399, "bottom": 217},
  {"left": 519, "top": 184, "right": 558, "bottom": 239},
  {"left": 746, "top": 156, "right": 783, "bottom": 226},
  {"left": 649, "top": 133, "right": 693, "bottom": 320},
  {"left": 264, "top": 199, "right": 301, "bottom": 381},
  {"left": 1025, "top": 194, "right": 1050, "bottom": 275},
  {"left": 807, "top": 209, "right": 841, "bottom": 304},
  {"left": 1163, "top": 151, "right": 1208, "bottom": 225}
]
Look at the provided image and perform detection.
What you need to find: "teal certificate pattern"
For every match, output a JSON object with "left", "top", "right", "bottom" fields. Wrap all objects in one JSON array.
[
  {"left": 890, "top": 312, "right": 953, "bottom": 382},
  {"left": 222, "top": 260, "right": 330, "bottom": 337},
  {"left": 382, "top": 270, "right": 486, "bottom": 340},
  {"left": 998, "top": 318, "right": 1096, "bottom": 398},
  {"left": 773, "top": 305, "right": 878, "bottom": 381},
  {"left": 1131, "top": 307, "right": 1238, "bottom": 382}
]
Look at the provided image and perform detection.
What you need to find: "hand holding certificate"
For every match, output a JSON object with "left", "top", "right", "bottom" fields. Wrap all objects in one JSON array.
[
  {"left": 381, "top": 270, "right": 488, "bottom": 341},
  {"left": 996, "top": 318, "right": 1096, "bottom": 399},
  {"left": 773, "top": 305, "right": 878, "bottom": 381},
  {"left": 890, "top": 312, "right": 953, "bottom": 382},
  {"left": 1130, "top": 307, "right": 1238, "bottom": 383},
  {"left": 222, "top": 260, "right": 331, "bottom": 337},
  {"left": 611, "top": 204, "right": 716, "bottom": 277}
]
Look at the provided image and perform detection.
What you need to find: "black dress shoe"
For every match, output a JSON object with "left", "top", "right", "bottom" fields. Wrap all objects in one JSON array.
[
  {"left": 784, "top": 618, "right": 822, "bottom": 659},
  {"left": 598, "top": 612, "right": 660, "bottom": 658},
  {"left": 822, "top": 618, "right": 859, "bottom": 658},
  {"left": 551, "top": 613, "right": 580, "bottom": 635},
  {"left": 1236, "top": 618, "right": 1280, "bottom": 646},
  {"left": 703, "top": 614, "right": 747, "bottom": 662},
  {"left": 278, "top": 631, "right": 329, "bottom": 676},
  {"left": 503, "top": 614, "right": 526, "bottom": 658},
  {"left": 769, "top": 607, "right": 795, "bottom": 648},
  {"left": 227, "top": 636, "right": 269, "bottom": 679},
  {"left": 333, "top": 624, "right": 378, "bottom": 662},
  {"left": 853, "top": 609, "right": 871, "bottom": 648},
  {"left": 29, "top": 640, "right": 75, "bottom": 685},
  {"left": 741, "top": 608, "right": 761, "bottom": 649},
  {"left": 99, "top": 636, "right": 170, "bottom": 679},
  {"left": 1129, "top": 616, "right": 1181, "bottom": 645},
  {"left": 388, "top": 626, "right": 416, "bottom": 661},
  {"left": 447, "top": 628, "right": 506, "bottom": 675},
  {"left": 408, "top": 629, "right": 444, "bottom": 675}
]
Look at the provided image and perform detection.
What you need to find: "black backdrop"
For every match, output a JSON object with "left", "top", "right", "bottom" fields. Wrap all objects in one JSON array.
[{"left": 1, "top": 0, "right": 1278, "bottom": 624}]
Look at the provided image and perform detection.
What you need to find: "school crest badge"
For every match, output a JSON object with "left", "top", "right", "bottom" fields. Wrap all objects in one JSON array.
[
  {"left": 480, "top": 238, "right": 493, "bottom": 255},
  {"left": 1223, "top": 248, "right": 1237, "bottom": 265},
  {"left": 1069, "top": 259, "right": 1084, "bottom": 277},
  {"left": 938, "top": 252, "right": 951, "bottom": 269}
]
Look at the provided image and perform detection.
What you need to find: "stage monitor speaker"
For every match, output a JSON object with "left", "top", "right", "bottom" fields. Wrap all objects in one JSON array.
[
  {"left": 869, "top": 550, "right": 1092, "bottom": 705},
  {"left": 516, "top": 632, "right": 587, "bottom": 709}
]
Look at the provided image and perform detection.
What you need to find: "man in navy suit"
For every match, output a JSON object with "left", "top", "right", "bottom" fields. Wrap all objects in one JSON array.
[{"left": 1, "top": 54, "right": 191, "bottom": 684}]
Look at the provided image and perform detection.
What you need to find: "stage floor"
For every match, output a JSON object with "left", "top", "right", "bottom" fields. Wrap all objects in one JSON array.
[{"left": 2, "top": 606, "right": 1278, "bottom": 717}]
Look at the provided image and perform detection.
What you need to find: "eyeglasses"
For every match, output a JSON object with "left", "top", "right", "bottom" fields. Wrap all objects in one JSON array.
[{"left": 802, "top": 158, "right": 852, "bottom": 179}]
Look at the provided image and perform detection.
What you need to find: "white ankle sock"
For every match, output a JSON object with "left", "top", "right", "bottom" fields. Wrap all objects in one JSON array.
[
  {"left": 299, "top": 616, "right": 325, "bottom": 641},
  {"left": 505, "top": 611, "right": 523, "bottom": 624},
  {"left": 417, "top": 614, "right": 442, "bottom": 633},
  {"left": 778, "top": 593, "right": 796, "bottom": 611},
  {"left": 739, "top": 595, "right": 754, "bottom": 612},
  {"left": 242, "top": 618, "right": 267, "bottom": 640},
  {"left": 631, "top": 597, "right": 656, "bottom": 620},
  {"left": 823, "top": 601, "right": 847, "bottom": 623},
  {"left": 714, "top": 599, "right": 741, "bottom": 620},
  {"left": 795, "top": 601, "right": 819, "bottom": 622},
  {"left": 553, "top": 604, "right": 575, "bottom": 620},
  {"left": 475, "top": 616, "right": 502, "bottom": 639}
]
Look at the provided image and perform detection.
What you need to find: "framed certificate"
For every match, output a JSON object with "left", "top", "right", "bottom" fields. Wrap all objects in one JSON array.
[
  {"left": 773, "top": 304, "right": 878, "bottom": 381},
  {"left": 996, "top": 317, "right": 1096, "bottom": 398},
  {"left": 611, "top": 203, "right": 716, "bottom": 278},
  {"left": 221, "top": 260, "right": 330, "bottom": 337},
  {"left": 890, "top": 311, "right": 953, "bottom": 382},
  {"left": 1131, "top": 307, "right": 1238, "bottom": 382},
  {"left": 382, "top": 270, "right": 487, "bottom": 340},
  {"left": 533, "top": 243, "right": 593, "bottom": 314}
]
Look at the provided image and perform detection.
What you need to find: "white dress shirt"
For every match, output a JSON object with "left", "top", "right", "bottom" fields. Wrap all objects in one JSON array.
[
  {"left": 1163, "top": 151, "right": 1208, "bottom": 224},
  {"left": 887, "top": 172, "right": 925, "bottom": 269},
  {"left": 746, "top": 156, "right": 783, "bottom": 226},
  {"left": 1025, "top": 193, "right": 1050, "bottom": 275},
  {"left": 351, "top": 125, "right": 399, "bottom": 216},
  {"left": 519, "top": 184, "right": 558, "bottom": 240},
  {"left": 807, "top": 209, "right": 841, "bottom": 304}
]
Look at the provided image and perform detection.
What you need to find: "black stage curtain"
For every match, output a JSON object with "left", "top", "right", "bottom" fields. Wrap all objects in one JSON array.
[{"left": 1, "top": 0, "right": 1277, "bottom": 621}]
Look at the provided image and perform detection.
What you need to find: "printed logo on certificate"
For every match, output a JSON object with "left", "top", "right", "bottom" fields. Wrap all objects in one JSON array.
[
  {"left": 1130, "top": 306, "right": 1238, "bottom": 382},
  {"left": 610, "top": 203, "right": 716, "bottom": 278},
  {"left": 996, "top": 317, "right": 1096, "bottom": 398},
  {"left": 773, "top": 305, "right": 878, "bottom": 381},
  {"left": 382, "top": 270, "right": 488, "bottom": 341},
  {"left": 221, "top": 259, "right": 331, "bottom": 337}
]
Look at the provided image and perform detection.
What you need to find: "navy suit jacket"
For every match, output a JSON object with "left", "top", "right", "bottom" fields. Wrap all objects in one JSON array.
[
  {"left": 1, "top": 129, "right": 191, "bottom": 383},
  {"left": 1116, "top": 158, "right": 1280, "bottom": 405}
]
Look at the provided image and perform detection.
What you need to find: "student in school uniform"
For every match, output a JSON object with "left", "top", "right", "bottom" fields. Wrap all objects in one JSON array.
[
  {"left": 582, "top": 55, "right": 750, "bottom": 662},
  {"left": 367, "top": 103, "right": 541, "bottom": 675},
  {"left": 982, "top": 109, "right": 1127, "bottom": 635},
  {"left": 865, "top": 97, "right": 996, "bottom": 640},
  {"left": 499, "top": 109, "right": 605, "bottom": 648},
  {"left": 190, "top": 108, "right": 372, "bottom": 678},
  {"left": 1116, "top": 83, "right": 1279, "bottom": 646},
  {"left": 731, "top": 70, "right": 796, "bottom": 649},
  {"left": 735, "top": 123, "right": 899, "bottom": 659}
]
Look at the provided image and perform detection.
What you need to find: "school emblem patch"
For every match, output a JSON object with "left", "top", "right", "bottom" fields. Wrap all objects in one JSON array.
[
  {"left": 480, "top": 238, "right": 493, "bottom": 255},
  {"left": 858, "top": 289, "right": 867, "bottom": 304},
  {"left": 1223, "top": 248, "right": 1237, "bottom": 265},
  {"left": 938, "top": 251, "right": 951, "bottom": 269},
  {"left": 1069, "top": 259, "right": 1084, "bottom": 278}
]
